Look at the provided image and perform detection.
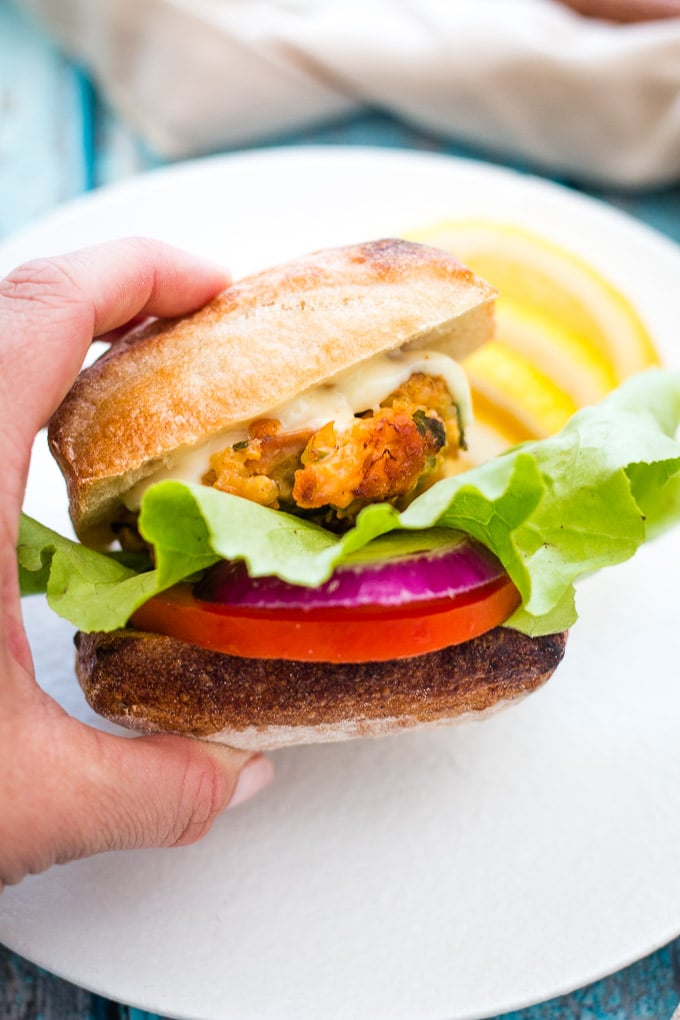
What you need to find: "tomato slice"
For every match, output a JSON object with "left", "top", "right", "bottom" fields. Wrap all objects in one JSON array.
[{"left": 130, "top": 576, "right": 521, "bottom": 662}]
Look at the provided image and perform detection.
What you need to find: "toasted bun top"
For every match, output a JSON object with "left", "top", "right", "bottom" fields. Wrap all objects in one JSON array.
[{"left": 48, "top": 239, "right": 496, "bottom": 543}]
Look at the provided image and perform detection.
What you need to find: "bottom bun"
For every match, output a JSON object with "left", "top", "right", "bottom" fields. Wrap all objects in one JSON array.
[{"left": 75, "top": 627, "right": 568, "bottom": 750}]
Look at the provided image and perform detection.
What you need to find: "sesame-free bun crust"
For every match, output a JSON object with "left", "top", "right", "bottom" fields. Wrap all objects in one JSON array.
[
  {"left": 75, "top": 626, "right": 567, "bottom": 750},
  {"left": 48, "top": 239, "right": 496, "bottom": 543}
]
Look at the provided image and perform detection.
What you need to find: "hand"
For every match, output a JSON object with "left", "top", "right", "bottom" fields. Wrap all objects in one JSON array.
[
  {"left": 558, "top": 0, "right": 680, "bottom": 21},
  {"left": 0, "top": 238, "right": 274, "bottom": 890}
]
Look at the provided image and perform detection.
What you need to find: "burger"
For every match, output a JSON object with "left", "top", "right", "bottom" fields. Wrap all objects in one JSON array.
[{"left": 18, "top": 239, "right": 680, "bottom": 749}]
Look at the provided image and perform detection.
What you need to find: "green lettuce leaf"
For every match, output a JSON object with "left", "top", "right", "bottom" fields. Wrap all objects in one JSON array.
[
  {"left": 17, "top": 516, "right": 162, "bottom": 631},
  {"left": 18, "top": 368, "right": 680, "bottom": 637}
]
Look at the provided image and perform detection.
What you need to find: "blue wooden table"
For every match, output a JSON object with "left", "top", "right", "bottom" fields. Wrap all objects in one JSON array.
[{"left": 3, "top": 2, "right": 680, "bottom": 1018}]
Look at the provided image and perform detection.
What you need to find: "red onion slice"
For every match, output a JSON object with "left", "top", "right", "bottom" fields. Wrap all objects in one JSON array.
[{"left": 195, "top": 531, "right": 506, "bottom": 611}]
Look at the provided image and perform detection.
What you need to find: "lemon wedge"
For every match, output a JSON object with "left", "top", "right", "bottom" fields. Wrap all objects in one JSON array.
[
  {"left": 409, "top": 219, "right": 661, "bottom": 460},
  {"left": 412, "top": 220, "right": 659, "bottom": 383},
  {"left": 465, "top": 341, "right": 578, "bottom": 439},
  {"left": 495, "top": 300, "right": 617, "bottom": 407}
]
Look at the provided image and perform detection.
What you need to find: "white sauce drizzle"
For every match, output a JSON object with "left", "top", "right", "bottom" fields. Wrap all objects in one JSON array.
[{"left": 124, "top": 349, "right": 471, "bottom": 510}]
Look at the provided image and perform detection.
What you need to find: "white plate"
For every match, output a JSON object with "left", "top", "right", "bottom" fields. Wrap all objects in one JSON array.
[{"left": 3, "top": 146, "right": 680, "bottom": 1020}]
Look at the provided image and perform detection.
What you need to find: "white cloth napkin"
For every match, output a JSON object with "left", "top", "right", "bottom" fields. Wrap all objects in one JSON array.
[{"left": 22, "top": 0, "right": 680, "bottom": 187}]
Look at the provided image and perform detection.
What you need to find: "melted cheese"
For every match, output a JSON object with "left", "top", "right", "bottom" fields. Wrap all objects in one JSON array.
[{"left": 124, "top": 349, "right": 471, "bottom": 510}]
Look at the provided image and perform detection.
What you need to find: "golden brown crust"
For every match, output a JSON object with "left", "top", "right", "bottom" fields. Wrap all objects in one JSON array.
[
  {"left": 48, "top": 240, "right": 496, "bottom": 543},
  {"left": 75, "top": 627, "right": 567, "bottom": 750}
]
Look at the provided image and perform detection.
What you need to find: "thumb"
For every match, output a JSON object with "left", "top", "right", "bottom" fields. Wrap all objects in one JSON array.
[
  {"left": 2, "top": 696, "right": 274, "bottom": 886},
  {"left": 84, "top": 729, "right": 275, "bottom": 850}
]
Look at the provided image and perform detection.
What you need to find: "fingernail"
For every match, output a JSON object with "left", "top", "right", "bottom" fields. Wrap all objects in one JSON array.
[{"left": 227, "top": 755, "right": 274, "bottom": 809}]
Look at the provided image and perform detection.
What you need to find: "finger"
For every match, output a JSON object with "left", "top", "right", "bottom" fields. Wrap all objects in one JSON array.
[
  {"left": 96, "top": 313, "right": 153, "bottom": 346},
  {"left": 0, "top": 238, "right": 229, "bottom": 517},
  {"left": 0, "top": 237, "right": 230, "bottom": 442},
  {"left": 76, "top": 728, "right": 274, "bottom": 853},
  {"left": 0, "top": 700, "right": 274, "bottom": 888}
]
